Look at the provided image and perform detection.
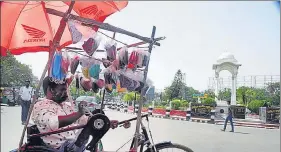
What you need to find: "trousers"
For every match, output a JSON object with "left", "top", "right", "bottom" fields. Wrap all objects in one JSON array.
[
  {"left": 21, "top": 100, "right": 31, "bottom": 122},
  {"left": 223, "top": 115, "right": 234, "bottom": 131}
]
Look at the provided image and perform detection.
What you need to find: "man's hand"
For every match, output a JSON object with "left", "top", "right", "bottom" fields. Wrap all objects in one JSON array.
[
  {"left": 123, "top": 121, "right": 131, "bottom": 129},
  {"left": 78, "top": 101, "right": 88, "bottom": 115},
  {"left": 110, "top": 120, "right": 119, "bottom": 129}
]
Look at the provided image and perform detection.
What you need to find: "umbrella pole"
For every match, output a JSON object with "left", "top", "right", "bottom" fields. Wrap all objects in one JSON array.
[
  {"left": 133, "top": 26, "right": 156, "bottom": 151},
  {"left": 17, "top": 52, "right": 51, "bottom": 150},
  {"left": 17, "top": 2, "right": 75, "bottom": 150},
  {"left": 100, "top": 89, "right": 106, "bottom": 111}
]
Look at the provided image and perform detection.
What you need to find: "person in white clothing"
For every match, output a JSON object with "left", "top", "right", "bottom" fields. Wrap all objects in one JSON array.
[{"left": 19, "top": 80, "right": 34, "bottom": 125}]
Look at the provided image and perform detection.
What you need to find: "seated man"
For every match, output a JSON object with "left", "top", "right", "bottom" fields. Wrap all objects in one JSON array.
[{"left": 31, "top": 76, "right": 117, "bottom": 151}]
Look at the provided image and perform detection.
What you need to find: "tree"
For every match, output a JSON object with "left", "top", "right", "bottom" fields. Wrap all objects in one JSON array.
[
  {"left": 266, "top": 82, "right": 280, "bottom": 106},
  {"left": 1, "top": 53, "right": 35, "bottom": 87},
  {"left": 171, "top": 99, "right": 189, "bottom": 110},
  {"left": 164, "top": 69, "right": 185, "bottom": 100},
  {"left": 201, "top": 97, "right": 216, "bottom": 105},
  {"left": 184, "top": 86, "right": 200, "bottom": 103},
  {"left": 218, "top": 88, "right": 231, "bottom": 101},
  {"left": 203, "top": 89, "right": 216, "bottom": 99},
  {"left": 248, "top": 100, "right": 266, "bottom": 114},
  {"left": 237, "top": 86, "right": 251, "bottom": 105},
  {"left": 123, "top": 92, "right": 140, "bottom": 102}
]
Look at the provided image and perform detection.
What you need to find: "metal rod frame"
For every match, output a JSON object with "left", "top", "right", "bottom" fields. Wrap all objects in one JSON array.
[
  {"left": 16, "top": 2, "right": 162, "bottom": 152},
  {"left": 133, "top": 26, "right": 156, "bottom": 150}
]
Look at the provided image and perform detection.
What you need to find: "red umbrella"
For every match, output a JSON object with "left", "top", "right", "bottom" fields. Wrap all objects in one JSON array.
[{"left": 0, "top": 1, "right": 128, "bottom": 56}]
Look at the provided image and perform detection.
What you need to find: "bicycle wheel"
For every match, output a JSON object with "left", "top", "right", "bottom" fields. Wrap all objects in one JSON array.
[{"left": 145, "top": 142, "right": 194, "bottom": 152}]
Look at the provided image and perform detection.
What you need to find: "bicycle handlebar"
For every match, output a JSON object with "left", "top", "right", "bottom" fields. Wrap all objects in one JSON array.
[
  {"left": 29, "top": 114, "right": 149, "bottom": 138},
  {"left": 118, "top": 114, "right": 149, "bottom": 125}
]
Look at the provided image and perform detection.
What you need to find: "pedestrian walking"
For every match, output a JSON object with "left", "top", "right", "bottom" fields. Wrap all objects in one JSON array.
[
  {"left": 221, "top": 100, "right": 234, "bottom": 132},
  {"left": 19, "top": 80, "right": 34, "bottom": 125}
]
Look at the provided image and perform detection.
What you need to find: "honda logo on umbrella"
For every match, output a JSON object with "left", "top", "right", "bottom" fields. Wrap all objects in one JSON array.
[
  {"left": 22, "top": 24, "right": 46, "bottom": 43},
  {"left": 79, "top": 5, "right": 104, "bottom": 20}
]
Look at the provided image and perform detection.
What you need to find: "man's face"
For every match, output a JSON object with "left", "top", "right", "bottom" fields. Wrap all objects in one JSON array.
[
  {"left": 25, "top": 82, "right": 30, "bottom": 87},
  {"left": 50, "top": 84, "right": 68, "bottom": 103}
]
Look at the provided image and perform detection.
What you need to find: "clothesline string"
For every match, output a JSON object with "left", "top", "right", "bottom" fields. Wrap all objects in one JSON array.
[{"left": 97, "top": 30, "right": 149, "bottom": 49}]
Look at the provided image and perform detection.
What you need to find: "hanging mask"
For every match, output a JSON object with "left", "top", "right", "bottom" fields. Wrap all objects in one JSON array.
[
  {"left": 89, "top": 64, "right": 100, "bottom": 79},
  {"left": 112, "top": 84, "right": 117, "bottom": 90},
  {"left": 61, "top": 51, "right": 70, "bottom": 75},
  {"left": 82, "top": 38, "right": 95, "bottom": 56},
  {"left": 119, "top": 74, "right": 133, "bottom": 90},
  {"left": 116, "top": 81, "right": 127, "bottom": 93},
  {"left": 82, "top": 34, "right": 101, "bottom": 56},
  {"left": 96, "top": 79, "right": 105, "bottom": 88},
  {"left": 92, "top": 82, "right": 99, "bottom": 93},
  {"left": 102, "top": 58, "right": 111, "bottom": 68},
  {"left": 80, "top": 77, "right": 92, "bottom": 91},
  {"left": 82, "top": 67, "right": 90, "bottom": 79},
  {"left": 70, "top": 56, "right": 80, "bottom": 74},
  {"left": 50, "top": 52, "right": 66, "bottom": 84},
  {"left": 66, "top": 75, "right": 74, "bottom": 86},
  {"left": 68, "top": 20, "right": 83, "bottom": 44},
  {"left": 105, "top": 40, "right": 117, "bottom": 62},
  {"left": 128, "top": 51, "right": 139, "bottom": 69},
  {"left": 105, "top": 84, "right": 113, "bottom": 93},
  {"left": 118, "top": 47, "right": 128, "bottom": 69}
]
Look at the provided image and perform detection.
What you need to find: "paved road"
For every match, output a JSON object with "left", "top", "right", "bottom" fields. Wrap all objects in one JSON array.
[{"left": 1, "top": 106, "right": 280, "bottom": 152}]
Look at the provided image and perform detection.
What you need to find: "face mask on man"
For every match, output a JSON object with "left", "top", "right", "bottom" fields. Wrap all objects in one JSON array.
[{"left": 50, "top": 87, "right": 68, "bottom": 103}]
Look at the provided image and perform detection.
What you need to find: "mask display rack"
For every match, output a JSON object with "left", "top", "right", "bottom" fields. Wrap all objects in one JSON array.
[{"left": 18, "top": 2, "right": 165, "bottom": 151}]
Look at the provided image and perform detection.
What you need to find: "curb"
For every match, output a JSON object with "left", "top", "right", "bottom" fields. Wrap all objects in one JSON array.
[
  {"left": 113, "top": 109, "right": 280, "bottom": 129},
  {"left": 215, "top": 121, "right": 280, "bottom": 129}
]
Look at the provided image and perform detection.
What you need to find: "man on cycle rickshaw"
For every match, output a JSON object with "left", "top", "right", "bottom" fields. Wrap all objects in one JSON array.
[{"left": 29, "top": 76, "right": 121, "bottom": 151}]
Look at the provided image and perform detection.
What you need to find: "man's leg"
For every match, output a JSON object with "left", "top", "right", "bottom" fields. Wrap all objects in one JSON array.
[
  {"left": 25, "top": 100, "right": 31, "bottom": 122},
  {"left": 229, "top": 115, "right": 234, "bottom": 132},
  {"left": 222, "top": 115, "right": 229, "bottom": 131},
  {"left": 21, "top": 101, "right": 26, "bottom": 124}
]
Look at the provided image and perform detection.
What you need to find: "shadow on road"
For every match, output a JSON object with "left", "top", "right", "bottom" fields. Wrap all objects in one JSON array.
[{"left": 233, "top": 131, "right": 250, "bottom": 135}]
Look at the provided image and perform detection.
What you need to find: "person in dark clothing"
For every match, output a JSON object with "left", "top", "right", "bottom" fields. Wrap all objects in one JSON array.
[{"left": 221, "top": 100, "right": 234, "bottom": 132}]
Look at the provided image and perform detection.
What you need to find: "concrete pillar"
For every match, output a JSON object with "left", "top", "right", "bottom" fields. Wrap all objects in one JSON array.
[
  {"left": 231, "top": 75, "right": 237, "bottom": 105},
  {"left": 210, "top": 106, "right": 216, "bottom": 124},
  {"left": 135, "top": 104, "right": 139, "bottom": 114},
  {"left": 215, "top": 73, "right": 219, "bottom": 101},
  {"left": 148, "top": 106, "right": 153, "bottom": 115},
  {"left": 124, "top": 104, "right": 128, "bottom": 113},
  {"left": 186, "top": 102, "right": 191, "bottom": 121},
  {"left": 165, "top": 107, "right": 170, "bottom": 118}
]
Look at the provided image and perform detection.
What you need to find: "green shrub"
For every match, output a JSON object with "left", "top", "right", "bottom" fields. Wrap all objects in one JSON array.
[
  {"left": 248, "top": 100, "right": 266, "bottom": 114},
  {"left": 202, "top": 97, "right": 216, "bottom": 105},
  {"left": 155, "top": 106, "right": 165, "bottom": 109},
  {"left": 171, "top": 99, "right": 189, "bottom": 110}
]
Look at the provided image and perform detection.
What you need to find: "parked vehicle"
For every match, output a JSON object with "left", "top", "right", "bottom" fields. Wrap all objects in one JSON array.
[
  {"left": 1, "top": 87, "right": 20, "bottom": 106},
  {"left": 75, "top": 96, "right": 101, "bottom": 112}
]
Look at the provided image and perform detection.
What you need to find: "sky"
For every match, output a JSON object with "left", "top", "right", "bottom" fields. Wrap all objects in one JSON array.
[{"left": 15, "top": 1, "right": 280, "bottom": 92}]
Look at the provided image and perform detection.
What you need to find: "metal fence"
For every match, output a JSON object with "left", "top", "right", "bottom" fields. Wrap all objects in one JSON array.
[{"left": 208, "top": 75, "right": 280, "bottom": 91}]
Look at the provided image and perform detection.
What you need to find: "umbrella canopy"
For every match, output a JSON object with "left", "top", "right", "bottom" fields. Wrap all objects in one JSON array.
[{"left": 1, "top": 1, "right": 128, "bottom": 56}]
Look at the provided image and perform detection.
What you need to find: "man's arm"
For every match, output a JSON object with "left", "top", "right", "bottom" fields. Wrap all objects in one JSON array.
[{"left": 58, "top": 112, "right": 83, "bottom": 128}]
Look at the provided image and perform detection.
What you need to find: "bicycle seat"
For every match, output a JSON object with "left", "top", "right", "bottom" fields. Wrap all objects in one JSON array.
[
  {"left": 9, "top": 125, "right": 56, "bottom": 152},
  {"left": 27, "top": 125, "right": 45, "bottom": 146}
]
